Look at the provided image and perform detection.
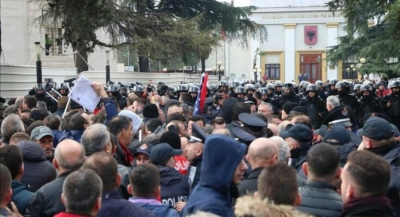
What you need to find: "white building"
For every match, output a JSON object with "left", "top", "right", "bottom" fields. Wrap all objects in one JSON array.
[
  {"left": 0, "top": 0, "right": 118, "bottom": 71},
  {"left": 205, "top": 0, "right": 373, "bottom": 83}
]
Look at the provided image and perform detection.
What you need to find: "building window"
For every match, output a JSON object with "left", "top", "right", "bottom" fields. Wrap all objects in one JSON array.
[
  {"left": 265, "top": 64, "right": 280, "bottom": 80},
  {"left": 342, "top": 62, "right": 357, "bottom": 79}
]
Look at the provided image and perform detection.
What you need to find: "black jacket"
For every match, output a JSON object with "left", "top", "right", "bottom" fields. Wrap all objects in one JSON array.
[
  {"left": 298, "top": 181, "right": 343, "bottom": 217},
  {"left": 29, "top": 171, "right": 72, "bottom": 217},
  {"left": 238, "top": 167, "right": 263, "bottom": 196},
  {"left": 341, "top": 196, "right": 393, "bottom": 217},
  {"left": 299, "top": 96, "right": 326, "bottom": 129},
  {"left": 158, "top": 166, "right": 190, "bottom": 208},
  {"left": 290, "top": 144, "right": 311, "bottom": 172}
]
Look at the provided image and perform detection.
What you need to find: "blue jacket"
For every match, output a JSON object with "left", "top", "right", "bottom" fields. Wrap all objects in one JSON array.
[
  {"left": 52, "top": 130, "right": 64, "bottom": 148},
  {"left": 129, "top": 197, "right": 179, "bottom": 217},
  {"left": 181, "top": 135, "right": 247, "bottom": 217},
  {"left": 158, "top": 166, "right": 189, "bottom": 208},
  {"left": 59, "top": 130, "right": 84, "bottom": 143},
  {"left": 103, "top": 97, "right": 118, "bottom": 126},
  {"left": 97, "top": 190, "right": 155, "bottom": 217},
  {"left": 11, "top": 180, "right": 33, "bottom": 215}
]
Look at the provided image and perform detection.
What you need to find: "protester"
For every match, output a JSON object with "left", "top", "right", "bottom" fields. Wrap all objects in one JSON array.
[
  {"left": 83, "top": 152, "right": 155, "bottom": 217},
  {"left": 29, "top": 139, "right": 86, "bottom": 217},
  {"left": 181, "top": 135, "right": 247, "bottom": 216},
  {"left": 30, "top": 126, "right": 54, "bottom": 161},
  {"left": 1, "top": 114, "right": 25, "bottom": 145},
  {"left": 54, "top": 169, "right": 102, "bottom": 217}
]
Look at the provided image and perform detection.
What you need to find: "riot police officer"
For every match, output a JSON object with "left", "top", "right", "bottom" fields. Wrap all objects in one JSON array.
[
  {"left": 274, "top": 81, "right": 284, "bottom": 96},
  {"left": 353, "top": 84, "right": 362, "bottom": 100},
  {"left": 245, "top": 84, "right": 256, "bottom": 99},
  {"left": 176, "top": 84, "right": 188, "bottom": 98},
  {"left": 229, "top": 81, "right": 240, "bottom": 98},
  {"left": 266, "top": 83, "right": 278, "bottom": 99},
  {"left": 275, "top": 83, "right": 301, "bottom": 109},
  {"left": 299, "top": 84, "right": 326, "bottom": 129},
  {"left": 218, "top": 80, "right": 229, "bottom": 92},
  {"left": 188, "top": 86, "right": 199, "bottom": 104},
  {"left": 381, "top": 81, "right": 400, "bottom": 129},
  {"left": 235, "top": 86, "right": 246, "bottom": 102},
  {"left": 259, "top": 88, "right": 275, "bottom": 103},
  {"left": 58, "top": 83, "right": 70, "bottom": 97},
  {"left": 357, "top": 84, "right": 381, "bottom": 126},
  {"left": 29, "top": 84, "right": 57, "bottom": 112},
  {"left": 336, "top": 81, "right": 358, "bottom": 111},
  {"left": 130, "top": 85, "right": 144, "bottom": 99},
  {"left": 326, "top": 79, "right": 338, "bottom": 96},
  {"left": 315, "top": 80, "right": 327, "bottom": 101}
]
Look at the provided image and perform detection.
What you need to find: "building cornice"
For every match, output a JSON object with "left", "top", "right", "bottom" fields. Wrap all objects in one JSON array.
[
  {"left": 283, "top": 23, "right": 297, "bottom": 29},
  {"left": 326, "top": 22, "right": 339, "bottom": 28}
]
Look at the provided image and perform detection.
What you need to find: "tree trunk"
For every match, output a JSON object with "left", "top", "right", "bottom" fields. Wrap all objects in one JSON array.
[
  {"left": 139, "top": 56, "right": 149, "bottom": 72},
  {"left": 73, "top": 40, "right": 89, "bottom": 73},
  {"left": 201, "top": 57, "right": 205, "bottom": 73}
]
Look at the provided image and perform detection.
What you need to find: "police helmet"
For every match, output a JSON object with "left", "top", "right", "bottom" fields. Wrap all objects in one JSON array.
[
  {"left": 218, "top": 81, "right": 229, "bottom": 87},
  {"left": 107, "top": 85, "right": 120, "bottom": 93},
  {"left": 131, "top": 85, "right": 144, "bottom": 93},
  {"left": 259, "top": 88, "right": 269, "bottom": 95},
  {"left": 177, "top": 84, "right": 188, "bottom": 92},
  {"left": 266, "top": 83, "right": 275, "bottom": 90},
  {"left": 188, "top": 86, "right": 199, "bottom": 93},
  {"left": 353, "top": 84, "right": 362, "bottom": 91},
  {"left": 306, "top": 84, "right": 318, "bottom": 92},
  {"left": 360, "top": 84, "right": 373, "bottom": 92},
  {"left": 391, "top": 81, "right": 400, "bottom": 88},
  {"left": 335, "top": 81, "right": 347, "bottom": 90},
  {"left": 36, "top": 84, "right": 46, "bottom": 91},
  {"left": 303, "top": 81, "right": 310, "bottom": 89},
  {"left": 329, "top": 79, "right": 339, "bottom": 85},
  {"left": 315, "top": 80, "right": 324, "bottom": 87},
  {"left": 235, "top": 86, "right": 246, "bottom": 94},
  {"left": 59, "top": 83, "right": 69, "bottom": 90},
  {"left": 275, "top": 81, "right": 284, "bottom": 87},
  {"left": 245, "top": 84, "right": 256, "bottom": 91},
  {"left": 229, "top": 81, "right": 240, "bottom": 88}
]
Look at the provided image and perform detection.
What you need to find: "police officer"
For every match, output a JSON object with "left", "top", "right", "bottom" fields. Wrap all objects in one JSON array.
[
  {"left": 107, "top": 82, "right": 127, "bottom": 104},
  {"left": 176, "top": 84, "right": 188, "bottom": 98},
  {"left": 357, "top": 84, "right": 381, "bottom": 125},
  {"left": 188, "top": 86, "right": 199, "bottom": 104},
  {"left": 275, "top": 83, "right": 301, "bottom": 109},
  {"left": 326, "top": 79, "right": 338, "bottom": 96},
  {"left": 266, "top": 83, "right": 278, "bottom": 99},
  {"left": 229, "top": 81, "right": 240, "bottom": 98},
  {"left": 245, "top": 84, "right": 256, "bottom": 97},
  {"left": 119, "top": 83, "right": 129, "bottom": 97},
  {"left": 381, "top": 80, "right": 400, "bottom": 129},
  {"left": 274, "top": 81, "right": 284, "bottom": 96},
  {"left": 29, "top": 84, "right": 56, "bottom": 112},
  {"left": 335, "top": 81, "right": 358, "bottom": 111},
  {"left": 315, "top": 80, "right": 327, "bottom": 101},
  {"left": 259, "top": 88, "right": 275, "bottom": 103},
  {"left": 352, "top": 84, "right": 362, "bottom": 100},
  {"left": 218, "top": 80, "right": 229, "bottom": 92},
  {"left": 58, "top": 83, "right": 69, "bottom": 97},
  {"left": 299, "top": 84, "right": 326, "bottom": 129},
  {"left": 235, "top": 86, "right": 246, "bottom": 102}
]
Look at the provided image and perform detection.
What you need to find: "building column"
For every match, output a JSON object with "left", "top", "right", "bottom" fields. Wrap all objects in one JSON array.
[
  {"left": 284, "top": 23, "right": 296, "bottom": 82},
  {"left": 326, "top": 22, "right": 339, "bottom": 81},
  {"left": 250, "top": 37, "right": 261, "bottom": 81}
]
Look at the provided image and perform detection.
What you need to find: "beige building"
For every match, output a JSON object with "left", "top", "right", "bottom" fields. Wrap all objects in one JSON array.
[{"left": 205, "top": 0, "right": 371, "bottom": 83}]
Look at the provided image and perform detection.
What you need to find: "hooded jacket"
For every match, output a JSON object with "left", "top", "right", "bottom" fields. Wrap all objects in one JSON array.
[
  {"left": 11, "top": 180, "right": 33, "bottom": 215},
  {"left": 234, "top": 195, "right": 313, "bottom": 217},
  {"left": 18, "top": 141, "right": 57, "bottom": 192},
  {"left": 181, "top": 135, "right": 247, "bottom": 217},
  {"left": 129, "top": 197, "right": 179, "bottom": 217},
  {"left": 158, "top": 166, "right": 190, "bottom": 208}
]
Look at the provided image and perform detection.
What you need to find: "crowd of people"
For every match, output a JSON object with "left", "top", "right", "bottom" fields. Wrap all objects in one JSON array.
[{"left": 0, "top": 76, "right": 400, "bottom": 217}]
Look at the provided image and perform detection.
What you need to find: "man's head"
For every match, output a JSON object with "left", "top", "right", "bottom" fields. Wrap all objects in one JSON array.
[
  {"left": 269, "top": 136, "right": 290, "bottom": 164},
  {"left": 108, "top": 115, "right": 133, "bottom": 146},
  {"left": 326, "top": 96, "right": 340, "bottom": 111},
  {"left": 302, "top": 143, "right": 340, "bottom": 182},
  {"left": 31, "top": 126, "right": 54, "bottom": 160},
  {"left": 150, "top": 143, "right": 182, "bottom": 167},
  {"left": 0, "top": 114, "right": 25, "bottom": 145},
  {"left": 15, "top": 97, "right": 24, "bottom": 110},
  {"left": 61, "top": 169, "right": 102, "bottom": 216},
  {"left": 128, "top": 163, "right": 160, "bottom": 198},
  {"left": 9, "top": 132, "right": 30, "bottom": 146},
  {"left": 341, "top": 150, "right": 391, "bottom": 203},
  {"left": 83, "top": 152, "right": 119, "bottom": 191},
  {"left": 246, "top": 138, "right": 278, "bottom": 169},
  {"left": 187, "top": 115, "right": 206, "bottom": 136},
  {"left": 167, "top": 103, "right": 183, "bottom": 116},
  {"left": 232, "top": 102, "right": 251, "bottom": 122},
  {"left": 180, "top": 136, "right": 189, "bottom": 158},
  {"left": 0, "top": 145, "right": 24, "bottom": 180},
  {"left": 81, "top": 124, "right": 112, "bottom": 156},
  {"left": 360, "top": 117, "right": 395, "bottom": 150},
  {"left": 0, "top": 164, "right": 12, "bottom": 207},
  {"left": 44, "top": 114, "right": 61, "bottom": 131},
  {"left": 70, "top": 112, "right": 92, "bottom": 131},
  {"left": 258, "top": 102, "right": 273, "bottom": 116},
  {"left": 134, "top": 144, "right": 152, "bottom": 166},
  {"left": 257, "top": 163, "right": 300, "bottom": 206},
  {"left": 54, "top": 139, "right": 86, "bottom": 172},
  {"left": 23, "top": 96, "right": 37, "bottom": 110},
  {"left": 281, "top": 124, "right": 313, "bottom": 150}
]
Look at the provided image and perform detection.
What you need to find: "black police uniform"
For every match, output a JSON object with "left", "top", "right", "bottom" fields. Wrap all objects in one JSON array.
[
  {"left": 357, "top": 95, "right": 381, "bottom": 125},
  {"left": 299, "top": 95, "right": 326, "bottom": 129},
  {"left": 186, "top": 123, "right": 207, "bottom": 190},
  {"left": 381, "top": 82, "right": 400, "bottom": 129}
]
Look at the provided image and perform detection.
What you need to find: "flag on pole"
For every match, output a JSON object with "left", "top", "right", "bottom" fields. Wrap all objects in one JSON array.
[{"left": 193, "top": 73, "right": 209, "bottom": 115}]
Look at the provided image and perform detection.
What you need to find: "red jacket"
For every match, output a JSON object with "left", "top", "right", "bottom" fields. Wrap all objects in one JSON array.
[
  {"left": 54, "top": 212, "right": 93, "bottom": 217},
  {"left": 376, "top": 89, "right": 391, "bottom": 98},
  {"left": 174, "top": 155, "right": 190, "bottom": 175}
]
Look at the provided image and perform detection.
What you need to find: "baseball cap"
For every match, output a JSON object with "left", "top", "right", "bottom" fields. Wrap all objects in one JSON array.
[
  {"left": 359, "top": 117, "right": 393, "bottom": 140},
  {"left": 324, "top": 126, "right": 351, "bottom": 145},
  {"left": 150, "top": 143, "right": 182, "bottom": 166},
  {"left": 280, "top": 124, "right": 313, "bottom": 143},
  {"left": 30, "top": 126, "right": 53, "bottom": 140},
  {"left": 134, "top": 144, "right": 153, "bottom": 157}
]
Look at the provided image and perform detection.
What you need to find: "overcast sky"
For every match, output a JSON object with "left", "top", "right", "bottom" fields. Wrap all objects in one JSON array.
[{"left": 217, "top": 0, "right": 251, "bottom": 7}]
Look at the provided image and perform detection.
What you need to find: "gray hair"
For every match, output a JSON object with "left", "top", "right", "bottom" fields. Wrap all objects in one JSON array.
[
  {"left": 203, "top": 124, "right": 214, "bottom": 135},
  {"left": 327, "top": 95, "right": 340, "bottom": 108},
  {"left": 270, "top": 136, "right": 290, "bottom": 164},
  {"left": 3, "top": 105, "right": 19, "bottom": 119},
  {"left": 36, "top": 101, "right": 49, "bottom": 112},
  {"left": 81, "top": 124, "right": 110, "bottom": 156},
  {"left": 54, "top": 142, "right": 86, "bottom": 171},
  {"left": 143, "top": 133, "right": 161, "bottom": 145},
  {"left": 277, "top": 120, "right": 291, "bottom": 134},
  {"left": 212, "top": 128, "right": 231, "bottom": 137},
  {"left": 62, "top": 169, "right": 102, "bottom": 213},
  {"left": 259, "top": 102, "right": 273, "bottom": 111},
  {"left": 181, "top": 103, "right": 190, "bottom": 116},
  {"left": 0, "top": 114, "right": 25, "bottom": 145}
]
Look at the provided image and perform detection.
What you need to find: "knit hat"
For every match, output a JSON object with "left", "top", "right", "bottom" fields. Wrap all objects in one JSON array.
[{"left": 143, "top": 104, "right": 159, "bottom": 120}]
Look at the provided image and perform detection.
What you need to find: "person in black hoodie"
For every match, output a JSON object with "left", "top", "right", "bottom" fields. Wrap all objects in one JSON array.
[
  {"left": 299, "top": 84, "right": 327, "bottom": 129},
  {"left": 340, "top": 150, "right": 393, "bottom": 217},
  {"left": 150, "top": 143, "right": 189, "bottom": 209}
]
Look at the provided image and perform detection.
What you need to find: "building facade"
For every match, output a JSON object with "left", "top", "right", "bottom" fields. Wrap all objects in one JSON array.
[
  {"left": 0, "top": 0, "right": 117, "bottom": 71},
  {"left": 204, "top": 0, "right": 369, "bottom": 83}
]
